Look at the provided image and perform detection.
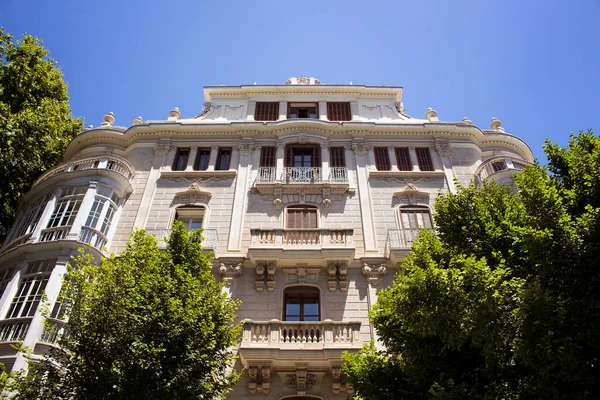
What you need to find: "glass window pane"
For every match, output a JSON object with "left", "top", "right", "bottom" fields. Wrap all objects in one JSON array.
[{"left": 304, "top": 303, "right": 318, "bottom": 315}]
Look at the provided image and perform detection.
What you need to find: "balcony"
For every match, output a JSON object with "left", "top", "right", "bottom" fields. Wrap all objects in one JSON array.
[
  {"left": 239, "top": 319, "right": 362, "bottom": 369},
  {"left": 248, "top": 228, "right": 354, "bottom": 264},
  {"left": 31, "top": 155, "right": 135, "bottom": 192},
  {"left": 254, "top": 167, "right": 350, "bottom": 196},
  {"left": 145, "top": 228, "right": 219, "bottom": 251},
  {"left": 385, "top": 228, "right": 422, "bottom": 262},
  {"left": 477, "top": 158, "right": 528, "bottom": 185}
]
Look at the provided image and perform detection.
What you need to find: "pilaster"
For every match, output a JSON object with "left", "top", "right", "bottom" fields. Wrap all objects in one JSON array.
[
  {"left": 227, "top": 143, "right": 255, "bottom": 251},
  {"left": 351, "top": 143, "right": 377, "bottom": 253},
  {"left": 66, "top": 181, "right": 98, "bottom": 240}
]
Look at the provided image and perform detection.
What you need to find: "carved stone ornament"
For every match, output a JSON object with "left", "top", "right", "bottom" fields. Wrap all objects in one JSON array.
[
  {"left": 248, "top": 366, "right": 258, "bottom": 394},
  {"left": 273, "top": 198, "right": 283, "bottom": 209},
  {"left": 395, "top": 101, "right": 405, "bottom": 114},
  {"left": 362, "top": 263, "right": 387, "bottom": 285},
  {"left": 174, "top": 182, "right": 212, "bottom": 199},
  {"left": 218, "top": 263, "right": 242, "bottom": 285},
  {"left": 237, "top": 143, "right": 256, "bottom": 156},
  {"left": 351, "top": 143, "right": 371, "bottom": 157},
  {"left": 393, "top": 180, "right": 431, "bottom": 205},
  {"left": 331, "top": 365, "right": 342, "bottom": 394},
  {"left": 287, "top": 369, "right": 317, "bottom": 395},
  {"left": 434, "top": 141, "right": 452, "bottom": 157},
  {"left": 327, "top": 263, "right": 348, "bottom": 292},
  {"left": 154, "top": 143, "right": 172, "bottom": 157},
  {"left": 255, "top": 262, "right": 276, "bottom": 292},
  {"left": 194, "top": 101, "right": 213, "bottom": 118},
  {"left": 283, "top": 266, "right": 320, "bottom": 284},
  {"left": 297, "top": 75, "right": 309, "bottom": 85}
]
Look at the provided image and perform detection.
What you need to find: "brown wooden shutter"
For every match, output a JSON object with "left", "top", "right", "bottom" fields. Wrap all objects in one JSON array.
[
  {"left": 327, "top": 102, "right": 351, "bottom": 121},
  {"left": 313, "top": 146, "right": 321, "bottom": 167},
  {"left": 374, "top": 147, "right": 391, "bottom": 171},
  {"left": 416, "top": 148, "right": 434, "bottom": 171},
  {"left": 285, "top": 147, "right": 293, "bottom": 167},
  {"left": 260, "top": 147, "right": 276, "bottom": 167},
  {"left": 395, "top": 147, "right": 412, "bottom": 171},
  {"left": 254, "top": 102, "right": 279, "bottom": 121},
  {"left": 330, "top": 147, "right": 345, "bottom": 167}
]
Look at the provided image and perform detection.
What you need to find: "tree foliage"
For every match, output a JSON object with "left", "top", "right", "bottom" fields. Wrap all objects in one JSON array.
[
  {"left": 0, "top": 28, "right": 82, "bottom": 244},
  {"left": 343, "top": 130, "right": 600, "bottom": 399},
  {"left": 9, "top": 222, "right": 241, "bottom": 399}
]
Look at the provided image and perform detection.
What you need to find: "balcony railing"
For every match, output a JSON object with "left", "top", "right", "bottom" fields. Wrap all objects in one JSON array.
[
  {"left": 0, "top": 318, "right": 31, "bottom": 342},
  {"left": 39, "top": 319, "right": 66, "bottom": 345},
  {"left": 251, "top": 229, "right": 353, "bottom": 247},
  {"left": 256, "top": 167, "right": 348, "bottom": 184},
  {"left": 145, "top": 228, "right": 219, "bottom": 250},
  {"left": 386, "top": 228, "right": 423, "bottom": 249},
  {"left": 242, "top": 319, "right": 361, "bottom": 346},
  {"left": 478, "top": 158, "right": 527, "bottom": 181},
  {"left": 33, "top": 155, "right": 135, "bottom": 187}
]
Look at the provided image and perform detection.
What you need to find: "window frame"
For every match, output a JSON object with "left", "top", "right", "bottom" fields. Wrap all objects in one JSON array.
[
  {"left": 254, "top": 102, "right": 280, "bottom": 121},
  {"left": 374, "top": 147, "right": 391, "bottom": 171},
  {"left": 174, "top": 205, "right": 207, "bottom": 231},
  {"left": 287, "top": 102, "right": 318, "bottom": 119},
  {"left": 215, "top": 148, "right": 232, "bottom": 171},
  {"left": 330, "top": 147, "right": 346, "bottom": 168},
  {"left": 395, "top": 147, "right": 412, "bottom": 171},
  {"left": 286, "top": 205, "right": 319, "bottom": 229},
  {"left": 326, "top": 102, "right": 352, "bottom": 121},
  {"left": 5, "top": 260, "right": 54, "bottom": 319},
  {"left": 415, "top": 147, "right": 434, "bottom": 171},
  {"left": 194, "top": 148, "right": 211, "bottom": 171},
  {"left": 172, "top": 148, "right": 190, "bottom": 171},
  {"left": 259, "top": 147, "right": 276, "bottom": 167},
  {"left": 283, "top": 286, "right": 321, "bottom": 322}
]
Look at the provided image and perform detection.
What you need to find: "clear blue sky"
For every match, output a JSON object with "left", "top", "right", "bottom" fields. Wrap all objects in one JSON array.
[{"left": 2, "top": 0, "right": 599, "bottom": 160}]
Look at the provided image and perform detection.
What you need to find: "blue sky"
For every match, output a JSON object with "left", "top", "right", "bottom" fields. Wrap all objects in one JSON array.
[{"left": 2, "top": 0, "right": 599, "bottom": 160}]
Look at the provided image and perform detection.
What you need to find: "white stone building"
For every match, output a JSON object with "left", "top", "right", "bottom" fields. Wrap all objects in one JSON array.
[{"left": 0, "top": 76, "right": 533, "bottom": 399}]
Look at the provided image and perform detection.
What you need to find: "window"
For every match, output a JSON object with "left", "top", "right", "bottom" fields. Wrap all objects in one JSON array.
[
  {"left": 175, "top": 206, "right": 205, "bottom": 230},
  {"left": 80, "top": 185, "right": 120, "bottom": 248},
  {"left": 283, "top": 286, "right": 320, "bottom": 321},
  {"left": 374, "top": 147, "right": 391, "bottom": 171},
  {"left": 491, "top": 160, "right": 508, "bottom": 172},
  {"left": 215, "top": 148, "right": 231, "bottom": 170},
  {"left": 395, "top": 147, "right": 412, "bottom": 171},
  {"left": 0, "top": 268, "right": 15, "bottom": 298},
  {"left": 260, "top": 147, "right": 276, "bottom": 167},
  {"left": 286, "top": 206, "right": 318, "bottom": 229},
  {"left": 288, "top": 103, "right": 318, "bottom": 119},
  {"left": 45, "top": 187, "right": 85, "bottom": 229},
  {"left": 254, "top": 102, "right": 279, "bottom": 121},
  {"left": 5, "top": 260, "right": 54, "bottom": 319},
  {"left": 416, "top": 148, "right": 434, "bottom": 171},
  {"left": 330, "top": 147, "right": 345, "bottom": 168},
  {"left": 193, "top": 148, "right": 211, "bottom": 171},
  {"left": 399, "top": 206, "right": 433, "bottom": 246},
  {"left": 284, "top": 146, "right": 321, "bottom": 168},
  {"left": 173, "top": 148, "right": 189, "bottom": 171},
  {"left": 327, "top": 102, "right": 351, "bottom": 121},
  {"left": 13, "top": 194, "right": 50, "bottom": 238}
]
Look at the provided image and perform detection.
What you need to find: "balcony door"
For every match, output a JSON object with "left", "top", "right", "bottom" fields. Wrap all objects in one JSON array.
[{"left": 285, "top": 146, "right": 321, "bottom": 168}]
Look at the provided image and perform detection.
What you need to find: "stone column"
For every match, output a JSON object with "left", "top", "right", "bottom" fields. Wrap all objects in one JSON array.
[
  {"left": 185, "top": 146, "right": 198, "bottom": 171},
  {"left": 207, "top": 146, "right": 219, "bottom": 171},
  {"left": 29, "top": 187, "right": 62, "bottom": 242},
  {"left": 133, "top": 143, "right": 170, "bottom": 229},
  {"left": 435, "top": 142, "right": 457, "bottom": 194},
  {"left": 227, "top": 143, "right": 255, "bottom": 252},
  {"left": 351, "top": 143, "right": 378, "bottom": 253},
  {"left": 67, "top": 181, "right": 98, "bottom": 240},
  {"left": 362, "top": 263, "right": 387, "bottom": 350},
  {"left": 320, "top": 143, "right": 330, "bottom": 182},
  {"left": 275, "top": 142, "right": 285, "bottom": 182},
  {"left": 387, "top": 146, "right": 399, "bottom": 171}
]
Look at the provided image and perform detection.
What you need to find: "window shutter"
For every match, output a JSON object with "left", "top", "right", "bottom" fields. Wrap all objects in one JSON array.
[
  {"left": 327, "top": 102, "right": 351, "bottom": 121},
  {"left": 395, "top": 147, "right": 412, "bottom": 171},
  {"left": 374, "top": 147, "right": 391, "bottom": 171},
  {"left": 285, "top": 147, "right": 293, "bottom": 167},
  {"left": 313, "top": 146, "right": 321, "bottom": 167},
  {"left": 330, "top": 147, "right": 345, "bottom": 167},
  {"left": 255, "top": 102, "right": 279, "bottom": 121},
  {"left": 416, "top": 148, "right": 434, "bottom": 171},
  {"left": 260, "top": 147, "right": 276, "bottom": 167}
]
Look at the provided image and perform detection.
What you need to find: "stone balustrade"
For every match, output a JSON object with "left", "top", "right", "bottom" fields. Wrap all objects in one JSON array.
[
  {"left": 250, "top": 229, "right": 353, "bottom": 248},
  {"left": 145, "top": 228, "right": 219, "bottom": 250}
]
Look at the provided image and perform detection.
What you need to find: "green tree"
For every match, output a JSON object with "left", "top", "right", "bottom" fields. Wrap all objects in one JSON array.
[
  {"left": 0, "top": 28, "right": 82, "bottom": 244},
  {"left": 9, "top": 222, "right": 241, "bottom": 399},
  {"left": 343, "top": 131, "right": 600, "bottom": 399}
]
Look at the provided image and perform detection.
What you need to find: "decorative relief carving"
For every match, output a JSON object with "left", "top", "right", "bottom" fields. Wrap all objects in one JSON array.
[
  {"left": 237, "top": 143, "right": 256, "bottom": 156},
  {"left": 434, "top": 141, "right": 452, "bottom": 157},
  {"left": 287, "top": 368, "right": 317, "bottom": 395},
  {"left": 351, "top": 143, "right": 371, "bottom": 157},
  {"left": 255, "top": 262, "right": 276, "bottom": 292},
  {"left": 154, "top": 144, "right": 171, "bottom": 157},
  {"left": 331, "top": 365, "right": 342, "bottom": 394},
  {"left": 160, "top": 171, "right": 236, "bottom": 182},
  {"left": 327, "top": 263, "right": 348, "bottom": 292},
  {"left": 362, "top": 263, "right": 387, "bottom": 285},
  {"left": 298, "top": 133, "right": 307, "bottom": 144},
  {"left": 174, "top": 182, "right": 212, "bottom": 200},
  {"left": 393, "top": 179, "right": 431, "bottom": 205},
  {"left": 194, "top": 101, "right": 213, "bottom": 118},
  {"left": 283, "top": 266, "right": 320, "bottom": 283},
  {"left": 218, "top": 263, "right": 242, "bottom": 286}
]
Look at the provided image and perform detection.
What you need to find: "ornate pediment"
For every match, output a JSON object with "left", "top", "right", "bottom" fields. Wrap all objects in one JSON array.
[{"left": 174, "top": 182, "right": 213, "bottom": 199}]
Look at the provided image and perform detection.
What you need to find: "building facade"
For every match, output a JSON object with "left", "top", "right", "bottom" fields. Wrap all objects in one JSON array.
[{"left": 0, "top": 76, "right": 533, "bottom": 399}]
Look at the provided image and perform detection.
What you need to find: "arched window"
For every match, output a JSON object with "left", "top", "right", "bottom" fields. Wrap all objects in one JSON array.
[
  {"left": 286, "top": 205, "right": 318, "bottom": 229},
  {"left": 398, "top": 205, "right": 433, "bottom": 246},
  {"left": 175, "top": 205, "right": 206, "bottom": 230},
  {"left": 283, "top": 286, "right": 320, "bottom": 321}
]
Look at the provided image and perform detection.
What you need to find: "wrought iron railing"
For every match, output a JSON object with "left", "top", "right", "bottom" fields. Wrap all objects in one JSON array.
[
  {"left": 257, "top": 167, "right": 277, "bottom": 183},
  {"left": 39, "top": 318, "right": 66, "bottom": 345},
  {"left": 145, "top": 228, "right": 219, "bottom": 250},
  {"left": 386, "top": 228, "right": 423, "bottom": 249},
  {"left": 0, "top": 318, "right": 32, "bottom": 342},
  {"left": 39, "top": 226, "right": 71, "bottom": 242},
  {"left": 282, "top": 167, "right": 322, "bottom": 183},
  {"left": 79, "top": 226, "right": 108, "bottom": 250},
  {"left": 329, "top": 167, "right": 348, "bottom": 183},
  {"left": 478, "top": 158, "right": 528, "bottom": 181}
]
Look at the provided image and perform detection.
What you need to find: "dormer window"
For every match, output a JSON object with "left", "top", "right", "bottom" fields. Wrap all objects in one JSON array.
[{"left": 288, "top": 103, "right": 318, "bottom": 119}]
